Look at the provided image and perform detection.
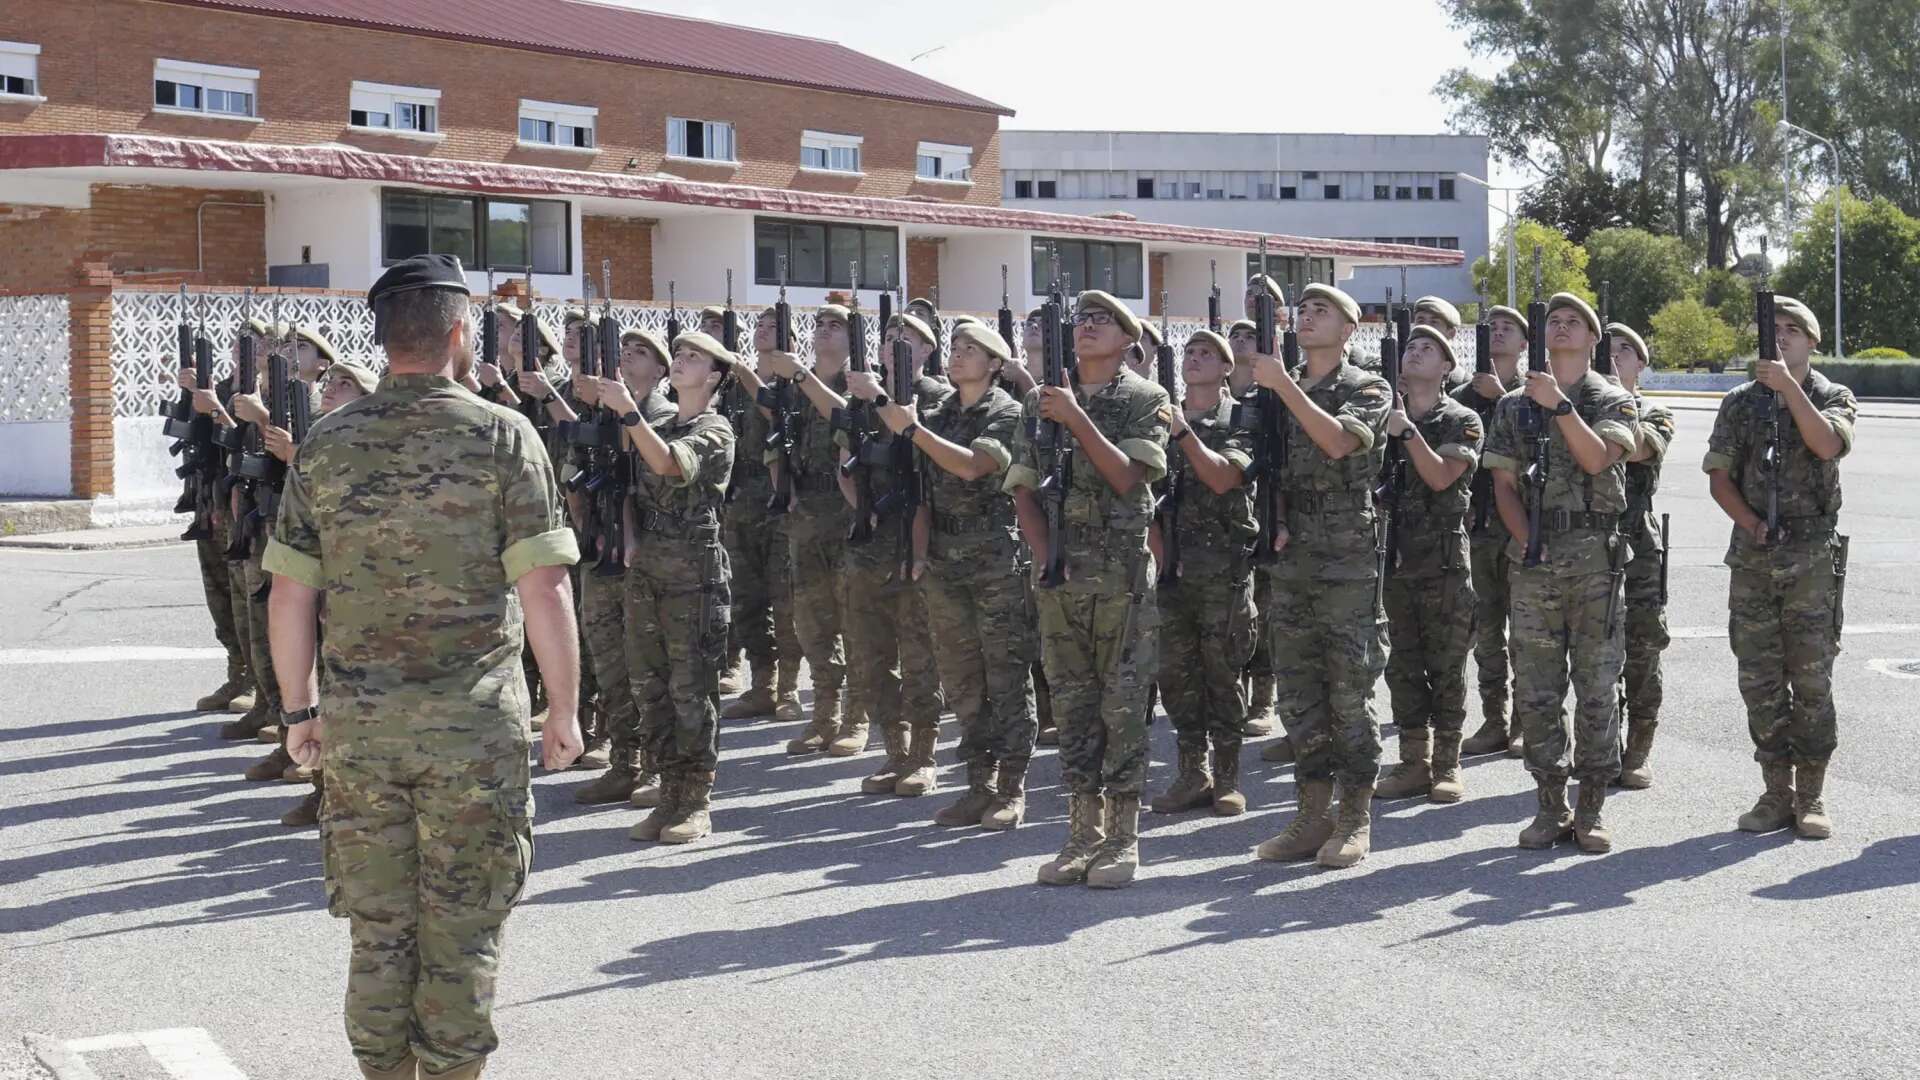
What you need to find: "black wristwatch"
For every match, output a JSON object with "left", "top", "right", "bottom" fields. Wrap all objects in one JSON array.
[
  {"left": 1397, "top": 428, "right": 1417, "bottom": 441},
  {"left": 900, "top": 422, "right": 920, "bottom": 441},
  {"left": 1172, "top": 427, "right": 1194, "bottom": 443},
  {"left": 620, "top": 410, "right": 643, "bottom": 428},
  {"left": 539, "top": 391, "right": 557, "bottom": 406},
  {"left": 874, "top": 393, "right": 891, "bottom": 409},
  {"left": 1551, "top": 399, "right": 1574, "bottom": 417},
  {"left": 280, "top": 705, "right": 320, "bottom": 727}
]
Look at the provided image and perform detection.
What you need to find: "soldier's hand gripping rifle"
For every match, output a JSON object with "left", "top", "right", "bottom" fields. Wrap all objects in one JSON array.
[
  {"left": 760, "top": 256, "right": 797, "bottom": 515},
  {"left": 1036, "top": 254, "right": 1075, "bottom": 589},
  {"left": 518, "top": 267, "right": 542, "bottom": 425},
  {"left": 835, "top": 263, "right": 878, "bottom": 545},
  {"left": 589, "top": 264, "right": 628, "bottom": 576},
  {"left": 560, "top": 274, "right": 600, "bottom": 489},
  {"left": 162, "top": 284, "right": 198, "bottom": 443},
  {"left": 1522, "top": 246, "right": 1550, "bottom": 568},
  {"left": 1754, "top": 289, "right": 1782, "bottom": 543},
  {"left": 1470, "top": 298, "right": 1495, "bottom": 533},
  {"left": 219, "top": 288, "right": 259, "bottom": 473},
  {"left": 1153, "top": 295, "right": 1183, "bottom": 587},
  {"left": 1594, "top": 280, "right": 1614, "bottom": 377}
]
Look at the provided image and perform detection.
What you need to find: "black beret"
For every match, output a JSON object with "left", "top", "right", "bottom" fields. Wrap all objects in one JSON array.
[{"left": 368, "top": 255, "right": 473, "bottom": 345}]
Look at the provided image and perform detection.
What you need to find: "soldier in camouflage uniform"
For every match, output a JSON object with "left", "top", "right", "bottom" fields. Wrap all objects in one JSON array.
[
  {"left": 598, "top": 331, "right": 736, "bottom": 845},
  {"left": 1224, "top": 316, "right": 1286, "bottom": 752},
  {"left": 841, "top": 314, "right": 953, "bottom": 796},
  {"left": 266, "top": 255, "right": 584, "bottom": 1080},
  {"left": 1454, "top": 306, "right": 1531, "bottom": 757},
  {"left": 1006, "top": 289, "right": 1169, "bottom": 889},
  {"left": 1605, "top": 325, "right": 1676, "bottom": 789},
  {"left": 1374, "top": 326, "right": 1484, "bottom": 804},
  {"left": 1484, "top": 293, "right": 1638, "bottom": 854},
  {"left": 1147, "top": 329, "right": 1259, "bottom": 817},
  {"left": 1245, "top": 284, "right": 1390, "bottom": 869},
  {"left": 1018, "top": 309, "right": 1058, "bottom": 747},
  {"left": 1706, "top": 296, "right": 1855, "bottom": 840}
]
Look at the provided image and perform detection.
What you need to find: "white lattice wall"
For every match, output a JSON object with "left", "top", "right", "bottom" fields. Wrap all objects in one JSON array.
[{"left": 0, "top": 294, "right": 71, "bottom": 424}]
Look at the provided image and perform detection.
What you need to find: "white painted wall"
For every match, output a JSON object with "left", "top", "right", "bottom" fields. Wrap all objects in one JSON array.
[
  {"left": 0, "top": 422, "right": 70, "bottom": 496},
  {"left": 2, "top": 175, "right": 92, "bottom": 209},
  {"left": 933, "top": 232, "right": 1030, "bottom": 313},
  {"left": 113, "top": 416, "right": 182, "bottom": 502}
]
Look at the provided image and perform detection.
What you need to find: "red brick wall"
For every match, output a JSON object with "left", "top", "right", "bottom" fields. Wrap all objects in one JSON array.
[
  {"left": 907, "top": 237, "right": 940, "bottom": 305},
  {"left": 68, "top": 262, "right": 117, "bottom": 498},
  {"left": 1, "top": 0, "right": 1003, "bottom": 206},
  {"left": 1148, "top": 253, "right": 1167, "bottom": 314},
  {"left": 580, "top": 216, "right": 656, "bottom": 302},
  {"left": 0, "top": 185, "right": 265, "bottom": 293}
]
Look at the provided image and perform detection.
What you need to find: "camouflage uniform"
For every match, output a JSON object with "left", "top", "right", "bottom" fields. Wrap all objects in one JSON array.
[
  {"left": 195, "top": 523, "right": 248, "bottom": 694},
  {"left": 779, "top": 369, "right": 853, "bottom": 745},
  {"left": 1453, "top": 370, "right": 1524, "bottom": 751},
  {"left": 1618, "top": 391, "right": 1676, "bottom": 782},
  {"left": 720, "top": 378, "right": 804, "bottom": 700},
  {"left": 263, "top": 373, "right": 578, "bottom": 1076}
]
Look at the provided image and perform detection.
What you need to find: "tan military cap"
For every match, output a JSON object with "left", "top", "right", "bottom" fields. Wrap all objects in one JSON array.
[
  {"left": 1774, "top": 296, "right": 1822, "bottom": 344},
  {"left": 1138, "top": 320, "right": 1163, "bottom": 348},
  {"left": 1074, "top": 290, "right": 1141, "bottom": 339},
  {"left": 1246, "top": 274, "right": 1284, "bottom": 305},
  {"left": 670, "top": 330, "right": 735, "bottom": 372},
  {"left": 619, "top": 327, "right": 673, "bottom": 367},
  {"left": 1547, "top": 292, "right": 1600, "bottom": 337},
  {"left": 815, "top": 304, "right": 850, "bottom": 324},
  {"left": 951, "top": 321, "right": 1011, "bottom": 365},
  {"left": 1486, "top": 305, "right": 1531, "bottom": 338},
  {"left": 1406, "top": 323, "right": 1458, "bottom": 368},
  {"left": 1607, "top": 322, "right": 1649, "bottom": 365},
  {"left": 887, "top": 313, "right": 938, "bottom": 348},
  {"left": 1300, "top": 283, "right": 1360, "bottom": 326},
  {"left": 323, "top": 360, "right": 379, "bottom": 395},
  {"left": 1185, "top": 328, "right": 1235, "bottom": 369},
  {"left": 1413, "top": 295, "right": 1462, "bottom": 332}
]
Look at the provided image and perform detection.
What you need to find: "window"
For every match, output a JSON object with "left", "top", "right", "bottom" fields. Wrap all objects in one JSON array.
[
  {"left": 1439, "top": 236, "right": 1460, "bottom": 250},
  {"left": 1279, "top": 186, "right": 1297, "bottom": 200},
  {"left": 1395, "top": 186, "right": 1413, "bottom": 200},
  {"left": 1013, "top": 180, "right": 1033, "bottom": 199},
  {"left": 1419, "top": 236, "right": 1438, "bottom": 248},
  {"left": 1417, "top": 186, "right": 1435, "bottom": 200},
  {"left": 154, "top": 59, "right": 256, "bottom": 118},
  {"left": 1183, "top": 182, "right": 1201, "bottom": 199},
  {"left": 1036, "top": 180, "right": 1057, "bottom": 199},
  {"left": 915, "top": 141, "right": 972, "bottom": 182},
  {"left": 0, "top": 41, "right": 39, "bottom": 99},
  {"left": 1136, "top": 177, "right": 1155, "bottom": 199},
  {"left": 799, "top": 130, "right": 861, "bottom": 173},
  {"left": 519, "top": 99, "right": 596, "bottom": 149},
  {"left": 1244, "top": 254, "right": 1335, "bottom": 291},
  {"left": 349, "top": 81, "right": 440, "bottom": 135},
  {"left": 1302, "top": 170, "right": 1319, "bottom": 180},
  {"left": 380, "top": 190, "right": 569, "bottom": 274},
  {"left": 1257, "top": 182, "right": 1275, "bottom": 200},
  {"left": 754, "top": 218, "right": 896, "bottom": 288},
  {"left": 1206, "top": 188, "right": 1224, "bottom": 200},
  {"left": 1439, "top": 177, "right": 1456, "bottom": 200},
  {"left": 1373, "top": 184, "right": 1390, "bottom": 200},
  {"left": 1030, "top": 238, "right": 1144, "bottom": 299},
  {"left": 669, "top": 117, "right": 737, "bottom": 162},
  {"left": 1323, "top": 184, "right": 1341, "bottom": 200}
]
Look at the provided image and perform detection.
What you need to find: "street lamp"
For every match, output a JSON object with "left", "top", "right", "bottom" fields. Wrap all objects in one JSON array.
[
  {"left": 1455, "top": 173, "right": 1543, "bottom": 307},
  {"left": 1777, "top": 120, "right": 1843, "bottom": 358}
]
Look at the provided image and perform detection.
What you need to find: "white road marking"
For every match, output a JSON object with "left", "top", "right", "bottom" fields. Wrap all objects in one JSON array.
[
  {"left": 28, "top": 1028, "right": 247, "bottom": 1080},
  {"left": 1670, "top": 623, "right": 1920, "bottom": 640},
  {"left": 0, "top": 646, "right": 227, "bottom": 666},
  {"left": 1866, "top": 658, "right": 1920, "bottom": 680}
]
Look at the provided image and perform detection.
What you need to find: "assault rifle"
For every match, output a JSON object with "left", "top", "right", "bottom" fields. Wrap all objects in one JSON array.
[
  {"left": 1470, "top": 297, "right": 1495, "bottom": 534},
  {"left": 518, "top": 267, "right": 542, "bottom": 425},
  {"left": 666, "top": 280, "right": 682, "bottom": 342},
  {"left": 1376, "top": 327, "right": 1405, "bottom": 583},
  {"left": 761, "top": 256, "right": 797, "bottom": 515},
  {"left": 722, "top": 270, "right": 740, "bottom": 354},
  {"left": 560, "top": 275, "right": 601, "bottom": 485},
  {"left": 588, "top": 263, "right": 627, "bottom": 576},
  {"left": 835, "top": 263, "right": 878, "bottom": 545},
  {"left": 1754, "top": 289, "right": 1783, "bottom": 541},
  {"left": 240, "top": 301, "right": 291, "bottom": 512},
  {"left": 1207, "top": 260, "right": 1222, "bottom": 333},
  {"left": 1153, "top": 295, "right": 1182, "bottom": 587},
  {"left": 217, "top": 289, "right": 259, "bottom": 481},
  {"left": 1595, "top": 280, "right": 1614, "bottom": 377},
  {"left": 1035, "top": 252, "right": 1075, "bottom": 589},
  {"left": 997, "top": 264, "right": 1017, "bottom": 352},
  {"left": 161, "top": 284, "right": 197, "bottom": 442},
  {"left": 1236, "top": 238, "right": 1287, "bottom": 565},
  {"left": 480, "top": 270, "right": 499, "bottom": 377},
  {"left": 174, "top": 296, "right": 220, "bottom": 542},
  {"left": 887, "top": 284, "right": 920, "bottom": 579},
  {"left": 1521, "top": 246, "right": 1550, "bottom": 568}
]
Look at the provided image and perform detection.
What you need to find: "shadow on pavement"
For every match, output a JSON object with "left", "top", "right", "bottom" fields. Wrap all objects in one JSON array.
[{"left": 1751, "top": 834, "right": 1920, "bottom": 900}]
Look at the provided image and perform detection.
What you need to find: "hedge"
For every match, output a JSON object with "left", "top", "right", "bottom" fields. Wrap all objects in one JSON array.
[{"left": 1812, "top": 357, "right": 1920, "bottom": 397}]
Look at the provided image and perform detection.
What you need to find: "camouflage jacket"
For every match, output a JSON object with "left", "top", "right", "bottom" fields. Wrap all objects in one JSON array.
[
  {"left": 921, "top": 384, "right": 1021, "bottom": 560},
  {"left": 262, "top": 374, "right": 579, "bottom": 756},
  {"left": 720, "top": 376, "right": 771, "bottom": 500},
  {"left": 783, "top": 367, "right": 851, "bottom": 514},
  {"left": 1388, "top": 392, "right": 1483, "bottom": 577},
  {"left": 1622, "top": 390, "right": 1676, "bottom": 560},
  {"left": 1272, "top": 359, "right": 1392, "bottom": 583},
  {"left": 1702, "top": 371, "right": 1856, "bottom": 570},
  {"left": 1452, "top": 367, "right": 1523, "bottom": 542},
  {"left": 1004, "top": 365, "right": 1171, "bottom": 560},
  {"left": 633, "top": 405, "right": 735, "bottom": 526},
  {"left": 848, "top": 372, "right": 953, "bottom": 571},
  {"left": 1483, "top": 370, "right": 1638, "bottom": 575},
  {"left": 1168, "top": 393, "right": 1257, "bottom": 571}
]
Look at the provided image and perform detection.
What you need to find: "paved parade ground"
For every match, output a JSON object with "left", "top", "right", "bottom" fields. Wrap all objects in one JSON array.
[{"left": 3, "top": 400, "right": 1918, "bottom": 1080}]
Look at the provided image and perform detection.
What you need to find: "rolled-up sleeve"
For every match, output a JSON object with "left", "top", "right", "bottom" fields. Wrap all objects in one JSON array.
[
  {"left": 264, "top": 461, "right": 324, "bottom": 589},
  {"left": 499, "top": 418, "right": 579, "bottom": 582}
]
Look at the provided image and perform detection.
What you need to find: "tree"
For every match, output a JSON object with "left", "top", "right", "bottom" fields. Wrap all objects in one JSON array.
[
  {"left": 1774, "top": 189, "right": 1920, "bottom": 355},
  {"left": 1519, "top": 168, "right": 1674, "bottom": 244},
  {"left": 1471, "top": 219, "right": 1593, "bottom": 308},
  {"left": 1827, "top": 0, "right": 1920, "bottom": 217},
  {"left": 1583, "top": 227, "right": 1694, "bottom": 330},
  {"left": 1697, "top": 268, "right": 1759, "bottom": 354},
  {"left": 1648, "top": 298, "right": 1740, "bottom": 369}
]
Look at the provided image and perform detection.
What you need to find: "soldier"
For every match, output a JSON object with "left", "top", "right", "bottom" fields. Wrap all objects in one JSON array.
[
  {"left": 1225, "top": 316, "right": 1283, "bottom": 748},
  {"left": 1706, "top": 296, "right": 1855, "bottom": 839},
  {"left": 886, "top": 322, "right": 1039, "bottom": 828},
  {"left": 266, "top": 254, "right": 584, "bottom": 1080},
  {"left": 1483, "top": 293, "right": 1637, "bottom": 853},
  {"left": 1006, "top": 289, "right": 1169, "bottom": 888},
  {"left": 840, "top": 314, "right": 953, "bottom": 796},
  {"left": 596, "top": 331, "right": 736, "bottom": 844},
  {"left": 571, "top": 327, "right": 679, "bottom": 807},
  {"left": 1019, "top": 307, "right": 1058, "bottom": 747},
  {"left": 1455, "top": 305, "right": 1531, "bottom": 757},
  {"left": 1126, "top": 318, "right": 1162, "bottom": 380},
  {"left": 1374, "top": 326, "right": 1484, "bottom": 803},
  {"left": 1410, "top": 295, "right": 1462, "bottom": 334},
  {"left": 1148, "top": 329, "right": 1259, "bottom": 817},
  {"left": 1607, "top": 324, "right": 1676, "bottom": 789},
  {"left": 1245, "top": 284, "right": 1390, "bottom": 869}
]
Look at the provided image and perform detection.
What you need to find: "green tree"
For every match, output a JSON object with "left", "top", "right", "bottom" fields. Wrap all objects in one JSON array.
[
  {"left": 1583, "top": 227, "right": 1694, "bottom": 330},
  {"left": 1519, "top": 168, "right": 1674, "bottom": 244},
  {"left": 1471, "top": 219, "right": 1594, "bottom": 308},
  {"left": 1827, "top": 0, "right": 1920, "bottom": 217},
  {"left": 1648, "top": 297, "right": 1740, "bottom": 369},
  {"left": 1773, "top": 189, "right": 1920, "bottom": 355},
  {"left": 1697, "top": 267, "right": 1759, "bottom": 353}
]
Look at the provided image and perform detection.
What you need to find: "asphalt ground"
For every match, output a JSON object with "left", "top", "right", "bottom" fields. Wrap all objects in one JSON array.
[{"left": 3, "top": 404, "right": 1918, "bottom": 1079}]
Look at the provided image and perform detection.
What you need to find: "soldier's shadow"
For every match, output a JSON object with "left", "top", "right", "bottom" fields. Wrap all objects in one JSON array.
[{"left": 1751, "top": 834, "right": 1920, "bottom": 901}]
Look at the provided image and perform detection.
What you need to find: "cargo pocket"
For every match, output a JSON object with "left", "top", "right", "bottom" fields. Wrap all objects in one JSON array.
[
  {"left": 1225, "top": 576, "right": 1257, "bottom": 668},
  {"left": 486, "top": 788, "right": 534, "bottom": 912},
  {"left": 1828, "top": 536, "right": 1847, "bottom": 647},
  {"left": 318, "top": 800, "right": 348, "bottom": 919}
]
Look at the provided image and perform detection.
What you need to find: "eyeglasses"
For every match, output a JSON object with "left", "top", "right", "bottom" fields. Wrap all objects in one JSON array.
[{"left": 1072, "top": 310, "right": 1116, "bottom": 327}]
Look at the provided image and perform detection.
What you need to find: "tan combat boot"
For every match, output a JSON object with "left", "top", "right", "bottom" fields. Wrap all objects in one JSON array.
[
  {"left": 1318, "top": 783, "right": 1374, "bottom": 867},
  {"left": 1150, "top": 744, "right": 1214, "bottom": 814},
  {"left": 894, "top": 727, "right": 941, "bottom": 796},
  {"left": 784, "top": 690, "right": 839, "bottom": 756},
  {"left": 358, "top": 1053, "right": 417, "bottom": 1080},
  {"left": 1373, "top": 729, "right": 1432, "bottom": 799},
  {"left": 860, "top": 722, "right": 912, "bottom": 793},
  {"left": 1211, "top": 737, "right": 1247, "bottom": 816},
  {"left": 1737, "top": 763, "right": 1797, "bottom": 833},
  {"left": 218, "top": 696, "right": 272, "bottom": 741},
  {"left": 981, "top": 758, "right": 1028, "bottom": 829},
  {"left": 720, "top": 659, "right": 776, "bottom": 720},
  {"left": 1617, "top": 720, "right": 1658, "bottom": 789},
  {"left": 629, "top": 773, "right": 681, "bottom": 842},
  {"left": 773, "top": 661, "right": 805, "bottom": 722},
  {"left": 659, "top": 771, "right": 715, "bottom": 844},
  {"left": 1261, "top": 735, "right": 1298, "bottom": 764},
  {"left": 1518, "top": 778, "right": 1574, "bottom": 849},
  {"left": 1037, "top": 793, "right": 1106, "bottom": 885},
  {"left": 717, "top": 650, "right": 746, "bottom": 697},
  {"left": 934, "top": 760, "right": 996, "bottom": 826},
  {"left": 421, "top": 1057, "right": 487, "bottom": 1079},
  {"left": 573, "top": 763, "right": 639, "bottom": 805},
  {"left": 1429, "top": 729, "right": 1466, "bottom": 804},
  {"left": 1243, "top": 675, "right": 1277, "bottom": 738},
  {"left": 196, "top": 661, "right": 250, "bottom": 713},
  {"left": 1793, "top": 761, "right": 1832, "bottom": 839},
  {"left": 1255, "top": 780, "right": 1335, "bottom": 861},
  {"left": 1573, "top": 779, "right": 1612, "bottom": 852},
  {"left": 1460, "top": 695, "right": 1510, "bottom": 755},
  {"left": 628, "top": 750, "right": 662, "bottom": 808},
  {"left": 824, "top": 690, "right": 869, "bottom": 757},
  {"left": 245, "top": 744, "right": 294, "bottom": 782},
  {"left": 1086, "top": 794, "right": 1141, "bottom": 888},
  {"left": 280, "top": 786, "right": 322, "bottom": 828}
]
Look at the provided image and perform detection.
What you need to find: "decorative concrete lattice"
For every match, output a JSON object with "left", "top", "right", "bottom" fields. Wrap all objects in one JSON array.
[{"left": 0, "top": 294, "right": 71, "bottom": 424}]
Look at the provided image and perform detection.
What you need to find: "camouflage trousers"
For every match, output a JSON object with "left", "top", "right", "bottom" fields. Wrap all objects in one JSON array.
[
  {"left": 626, "top": 531, "right": 731, "bottom": 774},
  {"left": 1158, "top": 559, "right": 1257, "bottom": 752},
  {"left": 1729, "top": 543, "right": 1843, "bottom": 766},
  {"left": 724, "top": 482, "right": 801, "bottom": 671},
  {"left": 1242, "top": 571, "right": 1275, "bottom": 680},
  {"left": 1509, "top": 563, "right": 1625, "bottom": 783},
  {"left": 580, "top": 567, "right": 663, "bottom": 773},
  {"left": 922, "top": 533, "right": 1038, "bottom": 768},
  {"left": 843, "top": 553, "right": 941, "bottom": 735},
  {"left": 195, "top": 521, "right": 245, "bottom": 679},
  {"left": 1383, "top": 568, "right": 1476, "bottom": 734},
  {"left": 1038, "top": 549, "right": 1158, "bottom": 796},
  {"left": 1468, "top": 533, "right": 1512, "bottom": 720},
  {"left": 1266, "top": 574, "right": 1386, "bottom": 790},
  {"left": 241, "top": 550, "right": 281, "bottom": 713},
  {"left": 785, "top": 503, "right": 849, "bottom": 695},
  {"left": 1621, "top": 547, "right": 1670, "bottom": 729},
  {"left": 321, "top": 745, "right": 532, "bottom": 1076}
]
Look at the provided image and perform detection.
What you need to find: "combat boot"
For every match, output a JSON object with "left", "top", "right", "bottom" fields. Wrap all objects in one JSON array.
[
  {"left": 281, "top": 786, "right": 322, "bottom": 828},
  {"left": 1460, "top": 698, "right": 1510, "bottom": 755},
  {"left": 860, "top": 723, "right": 912, "bottom": 793},
  {"left": 218, "top": 697, "right": 272, "bottom": 741},
  {"left": 894, "top": 727, "right": 941, "bottom": 796},
  {"left": 421, "top": 1057, "right": 486, "bottom": 1079},
  {"left": 1617, "top": 720, "right": 1659, "bottom": 789},
  {"left": 1211, "top": 737, "right": 1246, "bottom": 816},
  {"left": 717, "top": 651, "right": 746, "bottom": 697},
  {"left": 1518, "top": 778, "right": 1574, "bottom": 849},
  {"left": 1574, "top": 780, "right": 1612, "bottom": 852},
  {"left": 1260, "top": 735, "right": 1297, "bottom": 764},
  {"left": 981, "top": 758, "right": 1027, "bottom": 829},
  {"left": 1243, "top": 675, "right": 1277, "bottom": 738},
  {"left": 244, "top": 745, "right": 294, "bottom": 782},
  {"left": 934, "top": 760, "right": 996, "bottom": 826},
  {"left": 255, "top": 723, "right": 282, "bottom": 744},
  {"left": 659, "top": 771, "right": 715, "bottom": 844},
  {"left": 1255, "top": 780, "right": 1335, "bottom": 861},
  {"left": 1506, "top": 721, "right": 1525, "bottom": 758},
  {"left": 825, "top": 691, "right": 870, "bottom": 757},
  {"left": 195, "top": 662, "right": 250, "bottom": 713},
  {"left": 1737, "top": 763, "right": 1796, "bottom": 833},
  {"left": 784, "top": 696, "right": 838, "bottom": 756},
  {"left": 1429, "top": 730, "right": 1466, "bottom": 804},
  {"left": 1036, "top": 718, "right": 1059, "bottom": 747},
  {"left": 1037, "top": 793, "right": 1106, "bottom": 885},
  {"left": 720, "top": 660, "right": 776, "bottom": 720},
  {"left": 1318, "top": 784, "right": 1374, "bottom": 868},
  {"left": 224, "top": 689, "right": 256, "bottom": 715},
  {"left": 1150, "top": 744, "right": 1214, "bottom": 814},
  {"left": 1793, "top": 761, "right": 1832, "bottom": 839},
  {"left": 1373, "top": 729, "right": 1432, "bottom": 799},
  {"left": 573, "top": 763, "right": 639, "bottom": 805},
  {"left": 1086, "top": 794, "right": 1141, "bottom": 888},
  {"left": 773, "top": 662, "right": 805, "bottom": 722},
  {"left": 628, "top": 750, "right": 663, "bottom": 808},
  {"left": 357, "top": 1053, "right": 417, "bottom": 1080},
  {"left": 630, "top": 773, "right": 681, "bottom": 842}
]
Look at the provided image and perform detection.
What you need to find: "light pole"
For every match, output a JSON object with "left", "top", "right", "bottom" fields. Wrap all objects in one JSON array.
[
  {"left": 1455, "top": 173, "right": 1542, "bottom": 306},
  {"left": 1777, "top": 120, "right": 1843, "bottom": 357}
]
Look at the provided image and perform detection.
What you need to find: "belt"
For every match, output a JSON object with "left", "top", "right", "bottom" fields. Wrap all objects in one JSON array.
[
  {"left": 793, "top": 473, "right": 838, "bottom": 494},
  {"left": 635, "top": 507, "right": 719, "bottom": 538},
  {"left": 1541, "top": 509, "right": 1616, "bottom": 533},
  {"left": 1057, "top": 523, "right": 1146, "bottom": 560},
  {"left": 1282, "top": 489, "right": 1371, "bottom": 513},
  {"left": 932, "top": 511, "right": 1005, "bottom": 536},
  {"left": 1177, "top": 520, "right": 1254, "bottom": 550},
  {"left": 1773, "top": 513, "right": 1838, "bottom": 540}
]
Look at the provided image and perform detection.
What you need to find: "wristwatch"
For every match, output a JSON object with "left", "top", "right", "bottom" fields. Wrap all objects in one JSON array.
[
  {"left": 873, "top": 393, "right": 891, "bottom": 409},
  {"left": 539, "top": 391, "right": 558, "bottom": 406},
  {"left": 1551, "top": 399, "right": 1574, "bottom": 417},
  {"left": 620, "top": 410, "right": 643, "bottom": 428},
  {"left": 1397, "top": 428, "right": 1417, "bottom": 441},
  {"left": 900, "top": 422, "right": 920, "bottom": 441},
  {"left": 1172, "top": 427, "right": 1194, "bottom": 443},
  {"left": 280, "top": 705, "right": 320, "bottom": 727}
]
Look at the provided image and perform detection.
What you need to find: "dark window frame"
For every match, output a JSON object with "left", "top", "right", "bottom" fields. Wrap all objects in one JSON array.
[
  {"left": 1031, "top": 237, "right": 1144, "bottom": 299},
  {"left": 1036, "top": 179, "right": 1057, "bottom": 199},
  {"left": 1013, "top": 179, "right": 1033, "bottom": 199},
  {"left": 753, "top": 216, "right": 899, "bottom": 289},
  {"left": 378, "top": 188, "right": 572, "bottom": 274}
]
